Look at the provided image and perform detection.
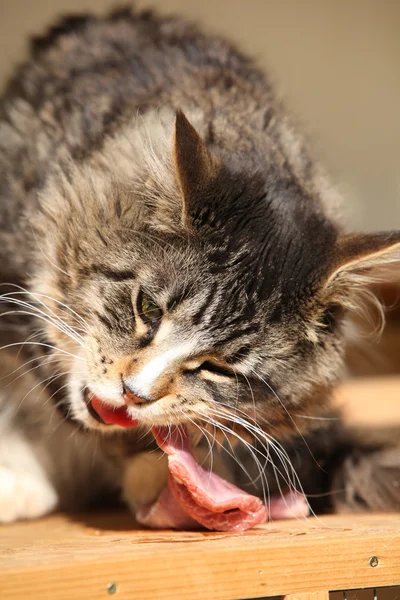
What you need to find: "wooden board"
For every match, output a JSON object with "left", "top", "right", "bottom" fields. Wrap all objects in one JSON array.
[
  {"left": 1, "top": 511, "right": 400, "bottom": 600},
  {"left": 1, "top": 377, "right": 400, "bottom": 600},
  {"left": 337, "top": 376, "right": 400, "bottom": 426},
  {"left": 284, "top": 593, "right": 329, "bottom": 600}
]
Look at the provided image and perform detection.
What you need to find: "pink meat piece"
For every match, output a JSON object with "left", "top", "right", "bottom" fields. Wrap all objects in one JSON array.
[
  {"left": 135, "top": 424, "right": 309, "bottom": 532},
  {"left": 135, "top": 485, "right": 200, "bottom": 530},
  {"left": 89, "top": 395, "right": 308, "bottom": 530},
  {"left": 150, "top": 425, "right": 267, "bottom": 531}
]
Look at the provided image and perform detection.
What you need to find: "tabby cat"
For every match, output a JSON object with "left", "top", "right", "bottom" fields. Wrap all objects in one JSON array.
[{"left": 0, "top": 6, "right": 399, "bottom": 526}]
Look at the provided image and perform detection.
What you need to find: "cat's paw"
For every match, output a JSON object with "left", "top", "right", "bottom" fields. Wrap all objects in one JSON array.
[
  {"left": 123, "top": 451, "right": 169, "bottom": 512},
  {"left": 0, "top": 467, "right": 58, "bottom": 523}
]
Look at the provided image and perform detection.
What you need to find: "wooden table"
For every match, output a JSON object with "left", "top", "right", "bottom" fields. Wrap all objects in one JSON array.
[
  {"left": 1, "top": 511, "right": 400, "bottom": 600},
  {"left": 1, "top": 377, "right": 400, "bottom": 600}
]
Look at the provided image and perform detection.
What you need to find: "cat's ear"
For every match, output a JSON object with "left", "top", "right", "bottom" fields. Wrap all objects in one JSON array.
[
  {"left": 173, "top": 111, "right": 220, "bottom": 225},
  {"left": 323, "top": 230, "right": 400, "bottom": 301}
]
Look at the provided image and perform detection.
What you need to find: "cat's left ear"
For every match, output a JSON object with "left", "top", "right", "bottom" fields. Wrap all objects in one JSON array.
[
  {"left": 173, "top": 111, "right": 221, "bottom": 225},
  {"left": 323, "top": 230, "right": 400, "bottom": 299}
]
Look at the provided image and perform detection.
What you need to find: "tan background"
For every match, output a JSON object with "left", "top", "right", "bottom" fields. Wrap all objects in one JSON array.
[{"left": 0, "top": 0, "right": 399, "bottom": 232}]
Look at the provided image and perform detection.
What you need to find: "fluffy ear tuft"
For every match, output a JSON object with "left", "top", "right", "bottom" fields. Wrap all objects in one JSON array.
[
  {"left": 320, "top": 230, "right": 400, "bottom": 332},
  {"left": 173, "top": 111, "right": 221, "bottom": 225},
  {"left": 326, "top": 231, "right": 400, "bottom": 289}
]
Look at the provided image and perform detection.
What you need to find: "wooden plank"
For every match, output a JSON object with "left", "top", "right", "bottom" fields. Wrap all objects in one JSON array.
[
  {"left": 284, "top": 593, "right": 329, "bottom": 600},
  {"left": 1, "top": 512, "right": 400, "bottom": 600},
  {"left": 336, "top": 376, "right": 400, "bottom": 426}
]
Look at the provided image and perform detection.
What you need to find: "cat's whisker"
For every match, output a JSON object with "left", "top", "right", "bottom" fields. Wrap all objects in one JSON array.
[
  {"left": 206, "top": 407, "right": 317, "bottom": 521},
  {"left": 135, "top": 427, "right": 154, "bottom": 447},
  {"left": 219, "top": 429, "right": 269, "bottom": 491},
  {"left": 194, "top": 408, "right": 270, "bottom": 502},
  {"left": 0, "top": 340, "right": 82, "bottom": 361},
  {"left": 189, "top": 414, "right": 265, "bottom": 496},
  {"left": 0, "top": 284, "right": 90, "bottom": 330},
  {"left": 20, "top": 301, "right": 86, "bottom": 346},
  {"left": 0, "top": 291, "right": 87, "bottom": 341},
  {"left": 186, "top": 417, "right": 215, "bottom": 469},
  {"left": 199, "top": 404, "right": 306, "bottom": 507},
  {"left": 0, "top": 332, "right": 48, "bottom": 380},
  {"left": 248, "top": 367, "right": 321, "bottom": 471},
  {"left": 41, "top": 372, "right": 87, "bottom": 428},
  {"left": 0, "top": 302, "right": 85, "bottom": 349},
  {"left": 221, "top": 410, "right": 297, "bottom": 487},
  {"left": 62, "top": 384, "right": 89, "bottom": 441},
  {"left": 189, "top": 417, "right": 269, "bottom": 495},
  {"left": 241, "top": 371, "right": 257, "bottom": 424},
  {"left": 292, "top": 414, "right": 340, "bottom": 421},
  {"left": 201, "top": 422, "right": 258, "bottom": 487},
  {"left": 45, "top": 379, "right": 76, "bottom": 411},
  {"left": 13, "top": 367, "right": 69, "bottom": 415},
  {"left": 202, "top": 413, "right": 271, "bottom": 507},
  {"left": 4, "top": 353, "right": 71, "bottom": 389}
]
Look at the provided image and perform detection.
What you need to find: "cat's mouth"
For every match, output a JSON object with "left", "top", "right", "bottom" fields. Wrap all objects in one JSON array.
[{"left": 85, "top": 390, "right": 140, "bottom": 428}]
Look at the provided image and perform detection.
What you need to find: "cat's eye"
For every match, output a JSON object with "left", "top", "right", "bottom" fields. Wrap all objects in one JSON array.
[
  {"left": 199, "top": 361, "right": 235, "bottom": 379},
  {"left": 137, "top": 291, "right": 163, "bottom": 324}
]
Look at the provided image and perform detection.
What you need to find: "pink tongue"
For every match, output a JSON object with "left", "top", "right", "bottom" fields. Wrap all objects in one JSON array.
[
  {"left": 90, "top": 397, "right": 139, "bottom": 428},
  {"left": 150, "top": 425, "right": 267, "bottom": 532}
]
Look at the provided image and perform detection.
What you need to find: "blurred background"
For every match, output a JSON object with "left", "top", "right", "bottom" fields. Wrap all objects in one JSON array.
[{"left": 0, "top": 0, "right": 399, "bottom": 232}]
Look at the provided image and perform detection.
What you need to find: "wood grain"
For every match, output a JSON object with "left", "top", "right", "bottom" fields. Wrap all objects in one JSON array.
[
  {"left": 336, "top": 376, "right": 400, "bottom": 426},
  {"left": 1, "top": 512, "right": 400, "bottom": 600},
  {"left": 284, "top": 592, "right": 330, "bottom": 600}
]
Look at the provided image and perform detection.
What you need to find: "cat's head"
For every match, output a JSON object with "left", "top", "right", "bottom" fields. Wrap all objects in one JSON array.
[{"left": 31, "top": 110, "right": 400, "bottom": 440}]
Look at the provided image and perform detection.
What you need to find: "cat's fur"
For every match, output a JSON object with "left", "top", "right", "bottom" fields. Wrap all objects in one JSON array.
[{"left": 0, "top": 6, "right": 399, "bottom": 523}]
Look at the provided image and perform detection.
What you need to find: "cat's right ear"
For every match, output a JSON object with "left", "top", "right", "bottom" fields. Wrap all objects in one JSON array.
[
  {"left": 309, "top": 231, "right": 400, "bottom": 338},
  {"left": 173, "top": 111, "right": 221, "bottom": 226},
  {"left": 326, "top": 231, "right": 400, "bottom": 287},
  {"left": 321, "top": 230, "right": 400, "bottom": 310}
]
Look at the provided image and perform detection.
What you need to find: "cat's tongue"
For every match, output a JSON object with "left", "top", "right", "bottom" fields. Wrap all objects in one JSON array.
[
  {"left": 90, "top": 397, "right": 139, "bottom": 428},
  {"left": 150, "top": 425, "right": 267, "bottom": 532}
]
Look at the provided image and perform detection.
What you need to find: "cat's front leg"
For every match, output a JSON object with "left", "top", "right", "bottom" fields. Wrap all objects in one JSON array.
[{"left": 0, "top": 430, "right": 58, "bottom": 523}]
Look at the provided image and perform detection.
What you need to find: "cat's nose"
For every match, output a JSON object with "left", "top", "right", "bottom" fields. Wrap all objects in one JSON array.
[{"left": 122, "top": 381, "right": 150, "bottom": 404}]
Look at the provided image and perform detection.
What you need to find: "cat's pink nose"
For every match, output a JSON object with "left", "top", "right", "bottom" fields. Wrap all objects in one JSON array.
[{"left": 122, "top": 381, "right": 149, "bottom": 405}]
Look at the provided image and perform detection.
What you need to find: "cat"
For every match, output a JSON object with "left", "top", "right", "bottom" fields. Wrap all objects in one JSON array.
[{"left": 0, "top": 6, "right": 399, "bottom": 526}]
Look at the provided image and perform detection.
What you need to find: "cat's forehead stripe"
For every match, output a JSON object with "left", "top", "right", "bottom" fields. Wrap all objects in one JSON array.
[
  {"left": 191, "top": 283, "right": 218, "bottom": 326},
  {"left": 91, "top": 265, "right": 136, "bottom": 282}
]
